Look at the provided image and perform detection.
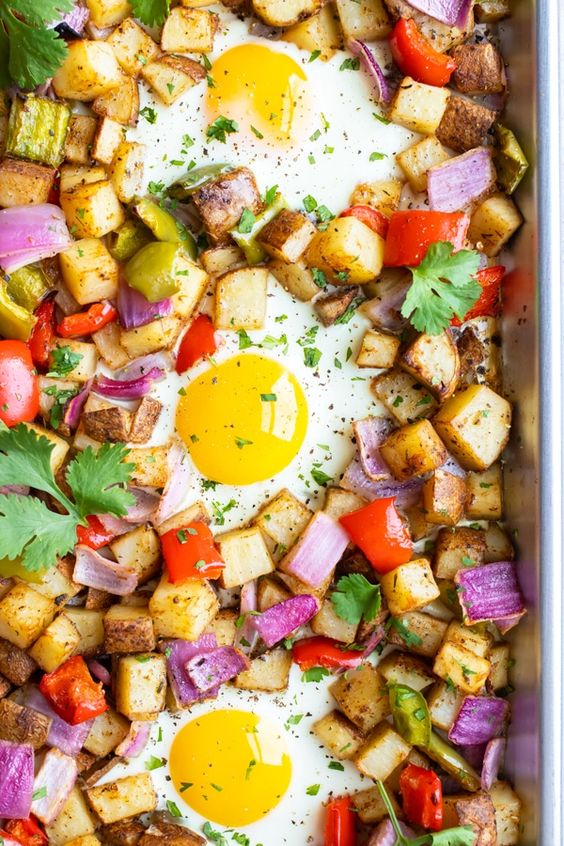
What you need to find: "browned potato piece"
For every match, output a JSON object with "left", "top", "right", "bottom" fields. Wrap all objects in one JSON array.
[
  {"left": 330, "top": 664, "right": 390, "bottom": 732},
  {"left": 433, "top": 640, "right": 490, "bottom": 694},
  {"left": 422, "top": 469, "right": 467, "bottom": 526},
  {"left": 400, "top": 331, "right": 460, "bottom": 400},
  {"left": 252, "top": 0, "right": 321, "bottom": 27},
  {"left": 466, "top": 464, "right": 503, "bottom": 519},
  {"left": 86, "top": 773, "right": 157, "bottom": 824},
  {"left": 396, "top": 136, "right": 451, "bottom": 193},
  {"left": 116, "top": 653, "right": 167, "bottom": 720},
  {"left": 355, "top": 722, "right": 411, "bottom": 781},
  {"left": 350, "top": 179, "right": 402, "bottom": 218},
  {"left": 389, "top": 77, "right": 450, "bottom": 135},
  {"left": 489, "top": 782, "right": 521, "bottom": 846},
  {"left": 387, "top": 611, "right": 448, "bottom": 658},
  {"left": 0, "top": 699, "right": 52, "bottom": 748},
  {"left": 452, "top": 42, "right": 505, "bottom": 95},
  {"left": 139, "top": 819, "right": 205, "bottom": 846},
  {"left": 234, "top": 649, "right": 292, "bottom": 692},
  {"left": 104, "top": 605, "right": 156, "bottom": 653},
  {"left": 373, "top": 369, "right": 438, "bottom": 424},
  {"left": 83, "top": 407, "right": 132, "bottom": 443},
  {"left": 383, "top": 0, "right": 474, "bottom": 51},
  {"left": 269, "top": 259, "right": 320, "bottom": 301},
  {"left": 313, "top": 710, "right": 365, "bottom": 760},
  {"left": 258, "top": 209, "right": 317, "bottom": 263},
  {"left": 101, "top": 821, "right": 145, "bottom": 846},
  {"left": 378, "top": 651, "right": 436, "bottom": 691},
  {"left": 0, "top": 158, "right": 55, "bottom": 207},
  {"left": 92, "top": 76, "right": 140, "bottom": 127},
  {"left": 315, "top": 287, "right": 360, "bottom": 326},
  {"left": 52, "top": 40, "right": 122, "bottom": 100},
  {"left": 0, "top": 637, "right": 38, "bottom": 685},
  {"left": 434, "top": 526, "right": 486, "bottom": 579},
  {"left": 443, "top": 793, "right": 497, "bottom": 846},
  {"left": 214, "top": 267, "right": 268, "bottom": 330},
  {"left": 380, "top": 558, "right": 440, "bottom": 615},
  {"left": 336, "top": 0, "right": 390, "bottom": 40},
  {"left": 468, "top": 194, "right": 523, "bottom": 257},
  {"left": 141, "top": 55, "right": 206, "bottom": 106},
  {"left": 161, "top": 7, "right": 218, "bottom": 53},
  {"left": 128, "top": 397, "right": 162, "bottom": 444},
  {"left": 107, "top": 18, "right": 160, "bottom": 77},
  {"left": 356, "top": 329, "right": 400, "bottom": 369},
  {"left": 282, "top": 5, "right": 342, "bottom": 60},
  {"left": 351, "top": 784, "right": 403, "bottom": 825},
  {"left": 254, "top": 488, "right": 312, "bottom": 561},
  {"left": 200, "top": 245, "right": 245, "bottom": 276},
  {"left": 436, "top": 96, "right": 496, "bottom": 153},
  {"left": 64, "top": 115, "right": 97, "bottom": 165},
  {"left": 311, "top": 594, "right": 358, "bottom": 643},
  {"left": 257, "top": 576, "right": 292, "bottom": 611},
  {"left": 192, "top": 167, "right": 263, "bottom": 243},
  {"left": 60, "top": 180, "right": 125, "bottom": 239},
  {"left": 83, "top": 708, "right": 129, "bottom": 758},
  {"left": 306, "top": 217, "right": 385, "bottom": 284},
  {"left": 380, "top": 419, "right": 447, "bottom": 480}
]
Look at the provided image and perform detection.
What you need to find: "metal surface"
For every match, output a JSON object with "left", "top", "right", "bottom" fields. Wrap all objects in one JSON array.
[{"left": 500, "top": 1, "right": 562, "bottom": 843}]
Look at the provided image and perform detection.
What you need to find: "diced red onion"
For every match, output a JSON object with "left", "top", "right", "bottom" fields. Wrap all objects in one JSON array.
[
  {"left": 115, "top": 721, "right": 152, "bottom": 758},
  {"left": 361, "top": 272, "right": 410, "bottom": 332},
  {"left": 236, "top": 580, "right": 260, "bottom": 653},
  {"left": 428, "top": 148, "right": 497, "bottom": 213},
  {"left": 124, "top": 487, "right": 161, "bottom": 523},
  {"left": 93, "top": 368, "right": 164, "bottom": 400},
  {"left": 481, "top": 737, "right": 506, "bottom": 790},
  {"left": 96, "top": 513, "right": 136, "bottom": 536},
  {"left": 280, "top": 512, "right": 349, "bottom": 588},
  {"left": 404, "top": 0, "right": 473, "bottom": 27},
  {"left": 250, "top": 595, "right": 319, "bottom": 648},
  {"left": 23, "top": 686, "right": 93, "bottom": 756},
  {"left": 454, "top": 561, "right": 525, "bottom": 624},
  {"left": 73, "top": 545, "right": 138, "bottom": 596},
  {"left": 448, "top": 695, "right": 509, "bottom": 745},
  {"left": 51, "top": 2, "right": 90, "bottom": 34},
  {"left": 63, "top": 379, "right": 92, "bottom": 429},
  {"left": 361, "top": 625, "right": 387, "bottom": 659},
  {"left": 495, "top": 613, "right": 526, "bottom": 635},
  {"left": 30, "top": 748, "right": 77, "bottom": 825},
  {"left": 152, "top": 443, "right": 192, "bottom": 526},
  {"left": 114, "top": 352, "right": 172, "bottom": 382},
  {"left": 367, "top": 819, "right": 416, "bottom": 846},
  {"left": 347, "top": 39, "right": 392, "bottom": 104},
  {"left": 457, "top": 742, "right": 486, "bottom": 770},
  {"left": 118, "top": 280, "right": 173, "bottom": 330},
  {"left": 87, "top": 659, "right": 111, "bottom": 686},
  {"left": 161, "top": 635, "right": 219, "bottom": 706},
  {"left": 186, "top": 646, "right": 249, "bottom": 694},
  {"left": 0, "top": 205, "right": 72, "bottom": 273},
  {"left": 0, "top": 740, "right": 34, "bottom": 819},
  {"left": 352, "top": 417, "right": 393, "bottom": 481},
  {"left": 341, "top": 454, "right": 424, "bottom": 509}
]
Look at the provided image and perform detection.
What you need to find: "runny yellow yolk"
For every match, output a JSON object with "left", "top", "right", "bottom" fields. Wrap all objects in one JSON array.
[
  {"left": 207, "top": 44, "right": 309, "bottom": 142},
  {"left": 176, "top": 354, "right": 308, "bottom": 485},
  {"left": 169, "top": 709, "right": 292, "bottom": 827}
]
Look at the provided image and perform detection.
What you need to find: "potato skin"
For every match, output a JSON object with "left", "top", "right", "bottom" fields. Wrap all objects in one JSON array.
[
  {"left": 0, "top": 699, "right": 52, "bottom": 748},
  {"left": 193, "top": 167, "right": 263, "bottom": 242}
]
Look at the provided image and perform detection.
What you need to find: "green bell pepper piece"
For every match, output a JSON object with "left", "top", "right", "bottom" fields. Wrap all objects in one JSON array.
[
  {"left": 493, "top": 124, "right": 529, "bottom": 194},
  {"left": 6, "top": 95, "right": 71, "bottom": 168},
  {"left": 389, "top": 683, "right": 432, "bottom": 747},
  {"left": 134, "top": 198, "right": 197, "bottom": 258},
  {"left": 5, "top": 265, "right": 50, "bottom": 312},
  {"left": 109, "top": 219, "right": 154, "bottom": 262},
  {"left": 167, "top": 163, "right": 234, "bottom": 200},
  {"left": 230, "top": 193, "right": 288, "bottom": 265},
  {"left": 427, "top": 730, "right": 481, "bottom": 792},
  {"left": 124, "top": 242, "right": 183, "bottom": 302},
  {"left": 0, "top": 282, "right": 36, "bottom": 341}
]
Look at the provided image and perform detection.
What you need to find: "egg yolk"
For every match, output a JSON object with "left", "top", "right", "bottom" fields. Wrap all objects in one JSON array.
[
  {"left": 176, "top": 354, "right": 308, "bottom": 485},
  {"left": 207, "top": 44, "right": 309, "bottom": 142},
  {"left": 170, "top": 709, "right": 292, "bottom": 827}
]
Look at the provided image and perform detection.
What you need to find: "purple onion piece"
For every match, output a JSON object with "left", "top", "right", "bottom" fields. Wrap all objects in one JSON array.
[
  {"left": 88, "top": 659, "right": 111, "bottom": 686},
  {"left": 186, "top": 647, "right": 250, "bottom": 694},
  {"left": 481, "top": 737, "right": 506, "bottom": 790},
  {"left": 0, "top": 740, "right": 34, "bottom": 819},
  {"left": 454, "top": 561, "right": 525, "bottom": 624},
  {"left": 124, "top": 487, "right": 161, "bottom": 523},
  {"left": 428, "top": 148, "right": 497, "bottom": 213},
  {"left": 347, "top": 39, "right": 392, "bottom": 104},
  {"left": 115, "top": 721, "right": 152, "bottom": 758},
  {"left": 73, "top": 545, "right": 138, "bottom": 596},
  {"left": 161, "top": 636, "right": 219, "bottom": 706},
  {"left": 50, "top": 2, "right": 89, "bottom": 34},
  {"left": 250, "top": 595, "right": 319, "bottom": 648},
  {"left": 152, "top": 443, "right": 192, "bottom": 527},
  {"left": 352, "top": 416, "right": 393, "bottom": 481},
  {"left": 367, "top": 819, "right": 416, "bottom": 846},
  {"left": 118, "top": 280, "right": 173, "bottom": 330},
  {"left": 63, "top": 379, "right": 92, "bottom": 429},
  {"left": 115, "top": 351, "right": 172, "bottom": 382},
  {"left": 361, "top": 272, "right": 410, "bottom": 332},
  {"left": 30, "top": 748, "right": 77, "bottom": 825},
  {"left": 403, "top": 0, "right": 473, "bottom": 27},
  {"left": 341, "top": 454, "right": 424, "bottom": 509},
  {"left": 280, "top": 512, "right": 349, "bottom": 588},
  {"left": 449, "top": 695, "right": 510, "bottom": 746},
  {"left": 23, "top": 686, "right": 94, "bottom": 756},
  {"left": 93, "top": 367, "right": 164, "bottom": 400}
]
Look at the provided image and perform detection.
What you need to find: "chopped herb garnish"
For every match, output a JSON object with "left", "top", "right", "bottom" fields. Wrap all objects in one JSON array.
[
  {"left": 302, "top": 666, "right": 331, "bottom": 683},
  {"left": 206, "top": 115, "right": 239, "bottom": 143}
]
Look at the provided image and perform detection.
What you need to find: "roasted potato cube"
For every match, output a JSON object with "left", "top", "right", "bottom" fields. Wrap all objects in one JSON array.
[
  {"left": 155, "top": 501, "right": 210, "bottom": 536},
  {"left": 489, "top": 781, "right": 521, "bottom": 846},
  {"left": 92, "top": 322, "right": 130, "bottom": 370},
  {"left": 400, "top": 331, "right": 460, "bottom": 400},
  {"left": 356, "top": 329, "right": 400, "bottom": 369},
  {"left": 85, "top": 0, "right": 130, "bottom": 27},
  {"left": 128, "top": 396, "right": 162, "bottom": 444},
  {"left": 314, "top": 287, "right": 360, "bottom": 327},
  {"left": 141, "top": 55, "right": 205, "bottom": 105},
  {"left": 443, "top": 793, "right": 497, "bottom": 846},
  {"left": 65, "top": 837, "right": 102, "bottom": 846},
  {"left": 110, "top": 525, "right": 161, "bottom": 585},
  {"left": 422, "top": 469, "right": 467, "bottom": 526},
  {"left": 193, "top": 167, "right": 263, "bottom": 242},
  {"left": 484, "top": 521, "right": 514, "bottom": 563},
  {"left": 380, "top": 558, "right": 440, "bottom": 615},
  {"left": 445, "top": 620, "right": 492, "bottom": 658},
  {"left": 384, "top": 0, "right": 474, "bottom": 50},
  {"left": 257, "top": 576, "right": 291, "bottom": 611},
  {"left": 330, "top": 664, "right": 390, "bottom": 732},
  {"left": 86, "top": 773, "right": 157, "bottom": 824},
  {"left": 149, "top": 573, "right": 219, "bottom": 640},
  {"left": 254, "top": 488, "right": 312, "bottom": 559},
  {"left": 459, "top": 316, "right": 502, "bottom": 391},
  {"left": 116, "top": 653, "right": 167, "bottom": 720},
  {"left": 434, "top": 526, "right": 486, "bottom": 579},
  {"left": 100, "top": 820, "right": 146, "bottom": 846},
  {"left": 452, "top": 42, "right": 505, "bottom": 95},
  {"left": 351, "top": 784, "right": 402, "bottom": 825},
  {"left": 372, "top": 370, "right": 437, "bottom": 425},
  {"left": 433, "top": 640, "right": 490, "bottom": 694},
  {"left": 120, "top": 317, "right": 182, "bottom": 358},
  {"left": 83, "top": 707, "right": 130, "bottom": 757},
  {"left": 82, "top": 406, "right": 132, "bottom": 443},
  {"left": 436, "top": 96, "right": 496, "bottom": 153},
  {"left": 217, "top": 525, "right": 275, "bottom": 588},
  {"left": 387, "top": 611, "right": 448, "bottom": 657},
  {"left": 0, "top": 158, "right": 55, "bottom": 207},
  {"left": 161, "top": 7, "right": 218, "bottom": 53},
  {"left": 127, "top": 446, "right": 170, "bottom": 487},
  {"left": 138, "top": 818, "right": 206, "bottom": 846},
  {"left": 258, "top": 209, "right": 317, "bottom": 263},
  {"left": 313, "top": 710, "right": 365, "bottom": 760},
  {"left": 350, "top": 178, "right": 403, "bottom": 218},
  {"left": 465, "top": 464, "right": 503, "bottom": 519},
  {"left": 52, "top": 41, "right": 122, "bottom": 100},
  {"left": 323, "top": 487, "right": 367, "bottom": 521},
  {"left": 171, "top": 256, "right": 208, "bottom": 319},
  {"left": 380, "top": 419, "right": 447, "bottom": 480},
  {"left": 468, "top": 193, "right": 523, "bottom": 256},
  {"left": 355, "top": 722, "right": 411, "bottom": 781},
  {"left": 46, "top": 787, "right": 96, "bottom": 846},
  {"left": 378, "top": 651, "right": 436, "bottom": 691},
  {"left": 59, "top": 164, "right": 106, "bottom": 194},
  {"left": 65, "top": 608, "right": 105, "bottom": 656},
  {"left": 108, "top": 141, "right": 145, "bottom": 203},
  {"left": 49, "top": 340, "right": 98, "bottom": 383},
  {"left": 214, "top": 267, "right": 269, "bottom": 330},
  {"left": 64, "top": 115, "right": 98, "bottom": 165},
  {"left": 33, "top": 561, "right": 80, "bottom": 603},
  {"left": 306, "top": 216, "right": 385, "bottom": 284},
  {"left": 107, "top": 18, "right": 160, "bottom": 76},
  {"left": 252, "top": 0, "right": 321, "bottom": 26},
  {"left": 427, "top": 680, "right": 464, "bottom": 731},
  {"left": 434, "top": 385, "right": 511, "bottom": 471},
  {"left": 200, "top": 244, "right": 245, "bottom": 275},
  {"left": 269, "top": 259, "right": 321, "bottom": 301},
  {"left": 0, "top": 583, "right": 55, "bottom": 649},
  {"left": 282, "top": 5, "right": 342, "bottom": 60},
  {"left": 234, "top": 648, "right": 292, "bottom": 691},
  {"left": 336, "top": 0, "right": 390, "bottom": 39},
  {"left": 92, "top": 76, "right": 140, "bottom": 127},
  {"left": 487, "top": 642, "right": 510, "bottom": 692},
  {"left": 206, "top": 609, "right": 237, "bottom": 647},
  {"left": 91, "top": 117, "right": 124, "bottom": 166},
  {"left": 61, "top": 179, "right": 124, "bottom": 239},
  {"left": 389, "top": 77, "right": 450, "bottom": 135},
  {"left": 475, "top": 0, "right": 509, "bottom": 22},
  {"left": 104, "top": 605, "right": 156, "bottom": 653},
  {"left": 28, "top": 612, "right": 80, "bottom": 672},
  {"left": 59, "top": 238, "right": 119, "bottom": 305},
  {"left": 0, "top": 699, "right": 52, "bottom": 748},
  {"left": 23, "top": 422, "right": 69, "bottom": 473},
  {"left": 311, "top": 594, "right": 358, "bottom": 643},
  {"left": 396, "top": 136, "right": 451, "bottom": 193},
  {"left": 0, "top": 637, "right": 37, "bottom": 685}
]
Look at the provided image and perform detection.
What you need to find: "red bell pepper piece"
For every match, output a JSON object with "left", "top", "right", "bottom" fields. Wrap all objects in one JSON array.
[
  {"left": 76, "top": 515, "right": 116, "bottom": 550},
  {"left": 5, "top": 818, "right": 47, "bottom": 846},
  {"left": 161, "top": 521, "right": 225, "bottom": 582},
  {"left": 451, "top": 265, "right": 505, "bottom": 326},
  {"left": 384, "top": 210, "right": 470, "bottom": 267},
  {"left": 390, "top": 18, "right": 457, "bottom": 87},
  {"left": 56, "top": 302, "right": 117, "bottom": 338},
  {"left": 292, "top": 636, "right": 363, "bottom": 671},
  {"left": 340, "top": 205, "right": 388, "bottom": 239},
  {"left": 399, "top": 763, "right": 444, "bottom": 832},
  {"left": 324, "top": 796, "right": 357, "bottom": 846},
  {"left": 339, "top": 497, "right": 412, "bottom": 574},
  {"left": 28, "top": 300, "right": 55, "bottom": 367},
  {"left": 176, "top": 314, "right": 217, "bottom": 374},
  {"left": 39, "top": 655, "right": 108, "bottom": 725}
]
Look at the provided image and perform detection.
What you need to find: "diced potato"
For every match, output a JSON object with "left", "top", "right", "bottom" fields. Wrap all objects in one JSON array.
[
  {"left": 120, "top": 317, "right": 182, "bottom": 358},
  {"left": 83, "top": 707, "right": 130, "bottom": 757},
  {"left": 92, "top": 322, "right": 130, "bottom": 370},
  {"left": 443, "top": 793, "right": 497, "bottom": 845},
  {"left": 387, "top": 611, "right": 448, "bottom": 657},
  {"left": 214, "top": 267, "right": 269, "bottom": 330},
  {"left": 336, "top": 0, "right": 390, "bottom": 40},
  {"left": 206, "top": 609, "right": 237, "bottom": 647},
  {"left": 489, "top": 781, "right": 521, "bottom": 846},
  {"left": 59, "top": 238, "right": 119, "bottom": 305},
  {"left": 234, "top": 648, "right": 292, "bottom": 691},
  {"left": 484, "top": 522, "right": 514, "bottom": 563},
  {"left": 311, "top": 594, "right": 358, "bottom": 643},
  {"left": 434, "top": 385, "right": 512, "bottom": 471},
  {"left": 107, "top": 18, "right": 160, "bottom": 76},
  {"left": 65, "top": 837, "right": 102, "bottom": 846},
  {"left": 33, "top": 561, "right": 80, "bottom": 602},
  {"left": 468, "top": 193, "right": 523, "bottom": 256},
  {"left": 269, "top": 259, "right": 321, "bottom": 301},
  {"left": 356, "top": 329, "right": 400, "bottom": 369},
  {"left": 306, "top": 217, "right": 385, "bottom": 284},
  {"left": 433, "top": 640, "right": 490, "bottom": 694},
  {"left": 458, "top": 316, "right": 502, "bottom": 392},
  {"left": 110, "top": 525, "right": 161, "bottom": 586},
  {"left": 115, "top": 653, "right": 167, "bottom": 720},
  {"left": 323, "top": 487, "right": 367, "bottom": 521},
  {"left": 155, "top": 501, "right": 210, "bottom": 536},
  {"left": 59, "top": 164, "right": 106, "bottom": 194},
  {"left": 434, "top": 526, "right": 486, "bottom": 580},
  {"left": 487, "top": 642, "right": 510, "bottom": 692},
  {"left": 161, "top": 7, "right": 218, "bottom": 53},
  {"left": 378, "top": 651, "right": 436, "bottom": 691},
  {"left": 475, "top": 0, "right": 509, "bottom": 22},
  {"left": 149, "top": 573, "right": 219, "bottom": 640},
  {"left": 380, "top": 558, "right": 440, "bottom": 615},
  {"left": 91, "top": 117, "right": 124, "bottom": 166},
  {"left": 46, "top": 787, "right": 96, "bottom": 846},
  {"left": 445, "top": 620, "right": 493, "bottom": 658},
  {"left": 64, "top": 115, "right": 98, "bottom": 165},
  {"left": 351, "top": 784, "right": 402, "bottom": 825},
  {"left": 372, "top": 370, "right": 438, "bottom": 425},
  {"left": 108, "top": 141, "right": 145, "bottom": 204},
  {"left": 193, "top": 166, "right": 263, "bottom": 242},
  {"left": 355, "top": 722, "right": 411, "bottom": 781},
  {"left": 0, "top": 158, "right": 55, "bottom": 207},
  {"left": 141, "top": 55, "right": 206, "bottom": 106},
  {"left": 86, "top": 773, "right": 157, "bottom": 824},
  {"left": 313, "top": 710, "right": 365, "bottom": 760},
  {"left": 201, "top": 245, "right": 245, "bottom": 276},
  {"left": 404, "top": 504, "right": 432, "bottom": 541},
  {"left": 217, "top": 525, "right": 275, "bottom": 589},
  {"left": 426, "top": 680, "right": 464, "bottom": 731},
  {"left": 350, "top": 178, "right": 403, "bottom": 218},
  {"left": 381, "top": 420, "right": 447, "bottom": 480},
  {"left": 385, "top": 0, "right": 474, "bottom": 51},
  {"left": 61, "top": 179, "right": 124, "bottom": 239},
  {"left": 28, "top": 612, "right": 80, "bottom": 672},
  {"left": 85, "top": 0, "right": 130, "bottom": 27},
  {"left": 330, "top": 664, "right": 390, "bottom": 732},
  {"left": 282, "top": 5, "right": 342, "bottom": 61},
  {"left": 396, "top": 136, "right": 451, "bottom": 193},
  {"left": 400, "top": 331, "right": 460, "bottom": 400},
  {"left": 279, "top": 569, "right": 333, "bottom": 601},
  {"left": 49, "top": 340, "right": 99, "bottom": 383},
  {"left": 0, "top": 583, "right": 55, "bottom": 649},
  {"left": 52, "top": 40, "right": 122, "bottom": 100},
  {"left": 104, "top": 605, "right": 156, "bottom": 653},
  {"left": 437, "top": 96, "right": 497, "bottom": 152},
  {"left": 126, "top": 446, "right": 170, "bottom": 487},
  {"left": 422, "top": 469, "right": 467, "bottom": 526},
  {"left": 254, "top": 489, "right": 312, "bottom": 560},
  {"left": 23, "top": 423, "right": 69, "bottom": 474},
  {"left": 65, "top": 609, "right": 105, "bottom": 656},
  {"left": 92, "top": 76, "right": 140, "bottom": 126},
  {"left": 466, "top": 464, "right": 503, "bottom": 519},
  {"left": 257, "top": 576, "right": 291, "bottom": 611},
  {"left": 258, "top": 209, "right": 317, "bottom": 263},
  {"left": 170, "top": 256, "right": 208, "bottom": 319},
  {"left": 389, "top": 77, "right": 450, "bottom": 135},
  {"left": 252, "top": 0, "right": 321, "bottom": 27}
]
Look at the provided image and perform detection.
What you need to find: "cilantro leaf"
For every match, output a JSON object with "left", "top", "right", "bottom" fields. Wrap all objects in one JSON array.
[
  {"left": 9, "top": 0, "right": 74, "bottom": 25},
  {"left": 66, "top": 443, "right": 135, "bottom": 519},
  {"left": 4, "top": 12, "right": 68, "bottom": 90},
  {"left": 401, "top": 242, "right": 481, "bottom": 335},
  {"left": 427, "top": 829, "right": 477, "bottom": 846},
  {"left": 387, "top": 616, "right": 423, "bottom": 648},
  {"left": 0, "top": 494, "right": 79, "bottom": 572},
  {"left": 0, "top": 25, "right": 10, "bottom": 87},
  {"left": 206, "top": 115, "right": 239, "bottom": 143},
  {"left": 129, "top": 0, "right": 171, "bottom": 26},
  {"left": 301, "top": 666, "right": 331, "bottom": 683},
  {"left": 332, "top": 574, "right": 381, "bottom": 626},
  {"left": 47, "top": 345, "right": 83, "bottom": 377},
  {"left": 0, "top": 423, "right": 70, "bottom": 505}
]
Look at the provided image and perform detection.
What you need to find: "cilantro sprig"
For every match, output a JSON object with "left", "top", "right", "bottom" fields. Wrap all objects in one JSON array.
[
  {"left": 331, "top": 574, "right": 381, "bottom": 626},
  {"left": 0, "top": 423, "right": 134, "bottom": 572},
  {"left": 401, "top": 242, "right": 481, "bottom": 335},
  {"left": 130, "top": 0, "right": 171, "bottom": 26},
  {"left": 0, "top": 1, "right": 74, "bottom": 89}
]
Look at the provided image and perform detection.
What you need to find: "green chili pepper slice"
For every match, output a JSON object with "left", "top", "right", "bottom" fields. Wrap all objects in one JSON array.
[
  {"left": 493, "top": 123, "right": 529, "bottom": 194},
  {"left": 109, "top": 219, "right": 154, "bottom": 262},
  {"left": 135, "top": 199, "right": 197, "bottom": 259},
  {"left": 389, "top": 683, "right": 432, "bottom": 747},
  {"left": 4, "top": 265, "right": 50, "bottom": 313},
  {"left": 230, "top": 193, "right": 287, "bottom": 265},
  {"left": 0, "top": 282, "right": 36, "bottom": 341},
  {"left": 124, "top": 242, "right": 183, "bottom": 302},
  {"left": 167, "top": 163, "right": 234, "bottom": 199}
]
